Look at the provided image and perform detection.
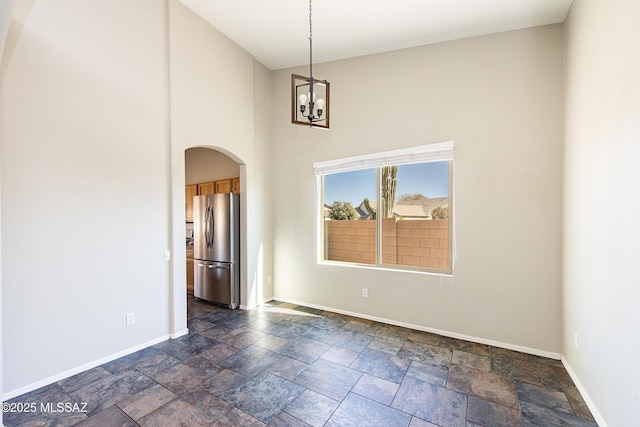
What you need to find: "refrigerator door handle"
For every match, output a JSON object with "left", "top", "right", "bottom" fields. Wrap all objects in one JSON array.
[
  {"left": 210, "top": 204, "right": 215, "bottom": 247},
  {"left": 205, "top": 204, "right": 214, "bottom": 249},
  {"left": 195, "top": 262, "right": 230, "bottom": 270},
  {"left": 205, "top": 264, "right": 230, "bottom": 270},
  {"left": 204, "top": 206, "right": 209, "bottom": 248}
]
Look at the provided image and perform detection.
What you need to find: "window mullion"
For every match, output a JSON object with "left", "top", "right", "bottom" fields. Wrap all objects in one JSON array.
[
  {"left": 376, "top": 167, "right": 382, "bottom": 266},
  {"left": 320, "top": 175, "right": 327, "bottom": 262}
]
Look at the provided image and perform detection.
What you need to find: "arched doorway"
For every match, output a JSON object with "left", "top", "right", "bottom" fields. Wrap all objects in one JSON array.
[{"left": 184, "top": 147, "right": 242, "bottom": 307}]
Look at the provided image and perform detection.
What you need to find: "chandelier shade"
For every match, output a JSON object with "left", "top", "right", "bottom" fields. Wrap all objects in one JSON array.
[{"left": 291, "top": 74, "right": 330, "bottom": 129}]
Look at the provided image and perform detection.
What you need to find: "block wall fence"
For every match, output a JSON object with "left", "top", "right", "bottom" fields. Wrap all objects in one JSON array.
[{"left": 325, "top": 219, "right": 449, "bottom": 269}]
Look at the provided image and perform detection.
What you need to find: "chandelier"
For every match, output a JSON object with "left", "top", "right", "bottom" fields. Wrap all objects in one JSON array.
[{"left": 292, "top": 0, "right": 330, "bottom": 129}]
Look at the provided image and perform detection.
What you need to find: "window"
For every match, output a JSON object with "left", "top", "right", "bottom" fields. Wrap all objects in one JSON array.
[{"left": 315, "top": 142, "right": 454, "bottom": 274}]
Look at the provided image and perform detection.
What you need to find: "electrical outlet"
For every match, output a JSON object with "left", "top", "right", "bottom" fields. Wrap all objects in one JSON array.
[
  {"left": 163, "top": 250, "right": 171, "bottom": 261},
  {"left": 362, "top": 288, "right": 369, "bottom": 298},
  {"left": 268, "top": 275, "right": 272, "bottom": 284},
  {"left": 574, "top": 332, "right": 579, "bottom": 349},
  {"left": 126, "top": 312, "right": 136, "bottom": 326}
]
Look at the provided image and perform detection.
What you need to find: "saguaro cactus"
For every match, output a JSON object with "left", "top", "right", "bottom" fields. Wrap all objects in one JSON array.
[
  {"left": 363, "top": 198, "right": 376, "bottom": 219},
  {"left": 381, "top": 166, "right": 397, "bottom": 218}
]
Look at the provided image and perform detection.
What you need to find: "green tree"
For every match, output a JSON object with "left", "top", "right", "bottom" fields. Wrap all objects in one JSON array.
[
  {"left": 431, "top": 205, "right": 449, "bottom": 219},
  {"left": 328, "top": 201, "right": 359, "bottom": 220}
]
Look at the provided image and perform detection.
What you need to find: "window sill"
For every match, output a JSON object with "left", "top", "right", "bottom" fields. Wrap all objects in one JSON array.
[{"left": 318, "top": 260, "right": 453, "bottom": 277}]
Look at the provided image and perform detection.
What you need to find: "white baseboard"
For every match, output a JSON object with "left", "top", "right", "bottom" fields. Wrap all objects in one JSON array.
[
  {"left": 561, "top": 357, "right": 607, "bottom": 427},
  {"left": 272, "top": 296, "right": 562, "bottom": 360},
  {"left": 3, "top": 334, "right": 174, "bottom": 401},
  {"left": 170, "top": 329, "right": 189, "bottom": 339}
]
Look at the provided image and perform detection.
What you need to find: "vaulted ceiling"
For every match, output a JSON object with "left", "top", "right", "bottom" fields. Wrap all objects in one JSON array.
[{"left": 178, "top": 0, "right": 573, "bottom": 70}]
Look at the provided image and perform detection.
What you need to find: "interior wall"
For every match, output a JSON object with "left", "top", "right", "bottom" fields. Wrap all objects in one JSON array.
[
  {"left": 252, "top": 59, "right": 274, "bottom": 302},
  {"left": 185, "top": 147, "right": 240, "bottom": 185},
  {"left": 0, "top": 0, "right": 275, "bottom": 396},
  {"left": 563, "top": 0, "right": 640, "bottom": 425},
  {"left": 2, "top": 0, "right": 172, "bottom": 395},
  {"left": 272, "top": 25, "right": 564, "bottom": 355},
  {"left": 0, "top": 0, "right": 14, "bottom": 60},
  {"left": 168, "top": 0, "right": 273, "bottom": 311},
  {"left": 0, "top": 1, "right": 14, "bottom": 419}
]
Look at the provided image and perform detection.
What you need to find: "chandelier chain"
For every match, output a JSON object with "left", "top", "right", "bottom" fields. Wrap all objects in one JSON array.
[
  {"left": 294, "top": 0, "right": 328, "bottom": 128},
  {"left": 308, "top": 0, "right": 313, "bottom": 40}
]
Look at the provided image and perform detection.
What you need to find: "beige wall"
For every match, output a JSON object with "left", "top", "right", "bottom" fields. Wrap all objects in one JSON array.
[
  {"left": 272, "top": 25, "right": 564, "bottom": 355},
  {"left": 0, "top": 1, "right": 14, "bottom": 421},
  {"left": 251, "top": 59, "right": 275, "bottom": 301},
  {"left": 563, "top": 0, "right": 640, "bottom": 425},
  {"left": 2, "top": 0, "right": 172, "bottom": 393},
  {"left": 168, "top": 0, "right": 273, "bottom": 313},
  {"left": 185, "top": 148, "right": 240, "bottom": 185},
  {"left": 1, "top": 0, "right": 273, "bottom": 397}
]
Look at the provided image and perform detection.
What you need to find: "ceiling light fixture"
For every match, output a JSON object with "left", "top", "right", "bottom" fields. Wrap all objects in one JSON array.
[{"left": 292, "top": 0, "right": 330, "bottom": 129}]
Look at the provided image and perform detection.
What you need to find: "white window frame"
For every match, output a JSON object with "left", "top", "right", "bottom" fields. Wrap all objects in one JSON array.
[{"left": 314, "top": 141, "right": 455, "bottom": 275}]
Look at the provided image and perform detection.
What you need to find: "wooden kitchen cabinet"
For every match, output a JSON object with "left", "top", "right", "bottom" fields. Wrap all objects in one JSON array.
[
  {"left": 215, "top": 179, "right": 233, "bottom": 194},
  {"left": 185, "top": 184, "right": 197, "bottom": 222},
  {"left": 186, "top": 241, "right": 194, "bottom": 294},
  {"left": 197, "top": 181, "right": 215, "bottom": 195},
  {"left": 187, "top": 177, "right": 240, "bottom": 221},
  {"left": 186, "top": 257, "right": 194, "bottom": 294}
]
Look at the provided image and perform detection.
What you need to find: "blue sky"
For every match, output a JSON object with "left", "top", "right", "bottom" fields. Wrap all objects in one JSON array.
[{"left": 323, "top": 162, "right": 449, "bottom": 206}]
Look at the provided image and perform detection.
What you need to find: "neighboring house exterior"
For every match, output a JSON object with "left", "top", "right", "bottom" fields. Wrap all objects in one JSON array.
[{"left": 354, "top": 198, "right": 448, "bottom": 220}]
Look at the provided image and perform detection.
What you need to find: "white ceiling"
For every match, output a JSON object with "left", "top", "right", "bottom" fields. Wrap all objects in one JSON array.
[{"left": 178, "top": 0, "right": 573, "bottom": 70}]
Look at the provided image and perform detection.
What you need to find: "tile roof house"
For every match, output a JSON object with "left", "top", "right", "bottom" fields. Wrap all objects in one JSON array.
[{"left": 354, "top": 198, "right": 449, "bottom": 220}]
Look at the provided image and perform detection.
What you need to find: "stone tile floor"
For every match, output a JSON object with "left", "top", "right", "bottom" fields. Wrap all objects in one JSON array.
[{"left": 4, "top": 296, "right": 598, "bottom": 426}]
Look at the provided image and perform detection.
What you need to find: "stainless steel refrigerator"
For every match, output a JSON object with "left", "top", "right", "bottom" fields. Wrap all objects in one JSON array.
[{"left": 193, "top": 193, "right": 240, "bottom": 309}]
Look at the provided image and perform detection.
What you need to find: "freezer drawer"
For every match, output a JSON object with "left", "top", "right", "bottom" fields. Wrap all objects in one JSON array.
[{"left": 194, "top": 260, "right": 238, "bottom": 309}]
